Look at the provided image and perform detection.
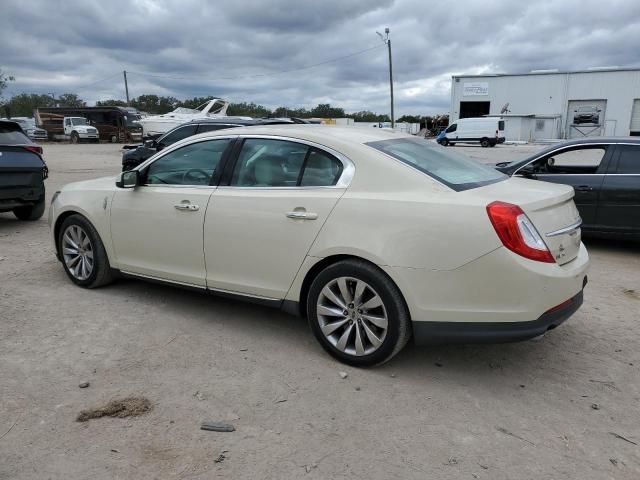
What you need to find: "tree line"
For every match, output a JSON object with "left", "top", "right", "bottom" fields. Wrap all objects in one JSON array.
[{"left": 1, "top": 72, "right": 447, "bottom": 127}]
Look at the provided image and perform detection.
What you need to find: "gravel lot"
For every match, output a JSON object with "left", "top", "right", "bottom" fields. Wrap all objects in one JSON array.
[{"left": 1, "top": 142, "right": 639, "bottom": 479}]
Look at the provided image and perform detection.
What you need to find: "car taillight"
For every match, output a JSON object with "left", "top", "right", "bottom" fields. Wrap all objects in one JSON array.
[
  {"left": 23, "top": 145, "right": 43, "bottom": 155},
  {"left": 486, "top": 201, "right": 555, "bottom": 263}
]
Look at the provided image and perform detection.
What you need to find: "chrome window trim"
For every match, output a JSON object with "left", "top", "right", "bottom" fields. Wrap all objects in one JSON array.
[
  {"left": 511, "top": 142, "right": 640, "bottom": 176},
  {"left": 546, "top": 219, "right": 582, "bottom": 237},
  {"left": 135, "top": 133, "right": 356, "bottom": 189},
  {"left": 231, "top": 134, "right": 355, "bottom": 188}
]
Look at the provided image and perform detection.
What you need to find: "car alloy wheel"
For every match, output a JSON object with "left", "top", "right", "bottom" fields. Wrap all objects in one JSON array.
[
  {"left": 316, "top": 277, "right": 388, "bottom": 356},
  {"left": 62, "top": 224, "right": 94, "bottom": 281}
]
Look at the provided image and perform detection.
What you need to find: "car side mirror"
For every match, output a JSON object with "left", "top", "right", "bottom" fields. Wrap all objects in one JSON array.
[
  {"left": 144, "top": 139, "right": 156, "bottom": 148},
  {"left": 116, "top": 170, "right": 139, "bottom": 188}
]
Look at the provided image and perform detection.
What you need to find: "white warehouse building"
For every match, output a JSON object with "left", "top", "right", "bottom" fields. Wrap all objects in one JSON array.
[{"left": 450, "top": 67, "right": 640, "bottom": 142}]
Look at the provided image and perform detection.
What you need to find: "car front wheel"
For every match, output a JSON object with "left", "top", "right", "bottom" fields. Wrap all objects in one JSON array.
[
  {"left": 307, "top": 260, "right": 411, "bottom": 367},
  {"left": 58, "top": 214, "right": 115, "bottom": 288}
]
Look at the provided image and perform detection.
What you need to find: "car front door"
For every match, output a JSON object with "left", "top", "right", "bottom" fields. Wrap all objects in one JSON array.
[
  {"left": 110, "top": 138, "right": 233, "bottom": 286},
  {"left": 516, "top": 145, "right": 612, "bottom": 226},
  {"left": 203, "top": 136, "right": 351, "bottom": 299},
  {"left": 595, "top": 144, "right": 640, "bottom": 234}
]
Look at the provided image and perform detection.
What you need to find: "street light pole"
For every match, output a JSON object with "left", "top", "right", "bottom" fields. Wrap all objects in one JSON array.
[
  {"left": 123, "top": 70, "right": 130, "bottom": 106},
  {"left": 377, "top": 27, "right": 395, "bottom": 128}
]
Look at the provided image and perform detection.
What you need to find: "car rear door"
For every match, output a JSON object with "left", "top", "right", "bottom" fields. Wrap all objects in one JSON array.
[
  {"left": 595, "top": 144, "right": 640, "bottom": 234},
  {"left": 203, "top": 136, "right": 350, "bottom": 299}
]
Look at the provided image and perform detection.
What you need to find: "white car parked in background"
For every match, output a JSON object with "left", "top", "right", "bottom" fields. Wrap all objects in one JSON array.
[{"left": 49, "top": 126, "right": 588, "bottom": 366}]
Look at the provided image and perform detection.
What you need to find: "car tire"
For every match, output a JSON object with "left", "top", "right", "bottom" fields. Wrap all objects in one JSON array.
[
  {"left": 58, "top": 214, "right": 115, "bottom": 289},
  {"left": 440, "top": 138, "right": 449, "bottom": 146},
  {"left": 489, "top": 140, "right": 497, "bottom": 147},
  {"left": 13, "top": 196, "right": 45, "bottom": 221},
  {"left": 70, "top": 132, "right": 79, "bottom": 144},
  {"left": 480, "top": 138, "right": 490, "bottom": 148},
  {"left": 307, "top": 259, "right": 411, "bottom": 367}
]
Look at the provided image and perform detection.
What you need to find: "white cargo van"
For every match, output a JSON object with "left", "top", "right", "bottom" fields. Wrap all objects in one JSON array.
[{"left": 436, "top": 117, "right": 505, "bottom": 147}]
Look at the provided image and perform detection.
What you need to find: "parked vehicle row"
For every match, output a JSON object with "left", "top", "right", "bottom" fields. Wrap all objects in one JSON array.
[{"left": 50, "top": 126, "right": 588, "bottom": 366}]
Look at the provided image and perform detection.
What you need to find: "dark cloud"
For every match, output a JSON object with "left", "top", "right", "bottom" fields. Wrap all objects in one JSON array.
[{"left": 2, "top": 0, "right": 640, "bottom": 115}]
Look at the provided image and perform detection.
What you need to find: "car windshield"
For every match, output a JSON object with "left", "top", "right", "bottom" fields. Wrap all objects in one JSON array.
[
  {"left": 366, "top": 138, "right": 506, "bottom": 191},
  {"left": 125, "top": 114, "right": 142, "bottom": 127},
  {"left": 71, "top": 118, "right": 88, "bottom": 126}
]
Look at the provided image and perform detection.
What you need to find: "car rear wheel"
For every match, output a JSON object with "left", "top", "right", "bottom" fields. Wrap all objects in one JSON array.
[
  {"left": 58, "top": 214, "right": 115, "bottom": 288},
  {"left": 307, "top": 259, "right": 411, "bottom": 367},
  {"left": 480, "top": 138, "right": 490, "bottom": 148},
  {"left": 13, "top": 196, "right": 45, "bottom": 221}
]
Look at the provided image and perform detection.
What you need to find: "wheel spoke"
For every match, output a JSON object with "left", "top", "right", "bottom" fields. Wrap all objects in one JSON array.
[
  {"left": 64, "top": 232, "right": 79, "bottom": 250},
  {"left": 362, "top": 313, "right": 388, "bottom": 329},
  {"left": 337, "top": 278, "right": 352, "bottom": 305},
  {"left": 353, "top": 280, "right": 366, "bottom": 307},
  {"left": 80, "top": 232, "right": 90, "bottom": 248},
  {"left": 84, "top": 249, "right": 94, "bottom": 260},
  {"left": 321, "top": 286, "right": 346, "bottom": 310},
  {"left": 74, "top": 259, "right": 83, "bottom": 278},
  {"left": 321, "top": 318, "right": 349, "bottom": 336},
  {"left": 318, "top": 305, "right": 345, "bottom": 317},
  {"left": 361, "top": 321, "right": 383, "bottom": 348},
  {"left": 63, "top": 247, "right": 78, "bottom": 256},
  {"left": 65, "top": 255, "right": 81, "bottom": 268},
  {"left": 335, "top": 323, "right": 354, "bottom": 352},
  {"left": 361, "top": 294, "right": 382, "bottom": 311},
  {"left": 354, "top": 322, "right": 365, "bottom": 356},
  {"left": 81, "top": 257, "right": 89, "bottom": 279}
]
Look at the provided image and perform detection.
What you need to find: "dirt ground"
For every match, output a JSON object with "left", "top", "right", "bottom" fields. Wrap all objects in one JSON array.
[{"left": 1, "top": 142, "right": 639, "bottom": 479}]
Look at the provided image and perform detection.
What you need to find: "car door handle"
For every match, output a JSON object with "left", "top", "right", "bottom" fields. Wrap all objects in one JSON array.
[
  {"left": 286, "top": 211, "right": 318, "bottom": 220},
  {"left": 174, "top": 203, "right": 200, "bottom": 211},
  {"left": 575, "top": 185, "right": 593, "bottom": 192}
]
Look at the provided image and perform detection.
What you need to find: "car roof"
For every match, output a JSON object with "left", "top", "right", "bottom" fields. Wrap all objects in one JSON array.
[
  {"left": 184, "top": 124, "right": 412, "bottom": 147},
  {"left": 185, "top": 117, "right": 294, "bottom": 126},
  {"left": 0, "top": 119, "right": 24, "bottom": 131}
]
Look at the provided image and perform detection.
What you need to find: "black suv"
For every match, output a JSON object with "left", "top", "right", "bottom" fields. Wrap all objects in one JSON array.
[
  {"left": 121, "top": 118, "right": 296, "bottom": 171},
  {"left": 0, "top": 120, "right": 48, "bottom": 221}
]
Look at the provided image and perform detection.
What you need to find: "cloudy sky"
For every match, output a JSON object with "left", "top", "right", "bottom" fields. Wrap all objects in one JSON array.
[{"left": 2, "top": 0, "right": 640, "bottom": 116}]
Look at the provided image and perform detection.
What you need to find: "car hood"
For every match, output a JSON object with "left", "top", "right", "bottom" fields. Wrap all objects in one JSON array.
[
  {"left": 61, "top": 175, "right": 117, "bottom": 192},
  {"left": 73, "top": 126, "right": 96, "bottom": 133}
]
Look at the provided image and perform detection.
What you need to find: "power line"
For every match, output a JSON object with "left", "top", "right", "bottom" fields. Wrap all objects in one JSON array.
[{"left": 127, "top": 44, "right": 384, "bottom": 83}]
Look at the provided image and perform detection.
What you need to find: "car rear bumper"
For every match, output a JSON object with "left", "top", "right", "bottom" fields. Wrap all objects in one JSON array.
[
  {"left": 412, "top": 289, "right": 584, "bottom": 345},
  {"left": 385, "top": 242, "right": 589, "bottom": 330}
]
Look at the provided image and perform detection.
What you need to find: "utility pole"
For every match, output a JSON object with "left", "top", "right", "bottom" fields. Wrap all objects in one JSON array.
[
  {"left": 377, "top": 27, "right": 395, "bottom": 128},
  {"left": 123, "top": 70, "right": 130, "bottom": 106}
]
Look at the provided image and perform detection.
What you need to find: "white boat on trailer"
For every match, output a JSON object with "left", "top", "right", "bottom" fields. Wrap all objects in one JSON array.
[{"left": 138, "top": 98, "right": 244, "bottom": 137}]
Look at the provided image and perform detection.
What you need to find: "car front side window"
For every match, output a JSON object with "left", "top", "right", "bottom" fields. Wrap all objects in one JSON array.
[{"left": 144, "top": 139, "right": 231, "bottom": 186}]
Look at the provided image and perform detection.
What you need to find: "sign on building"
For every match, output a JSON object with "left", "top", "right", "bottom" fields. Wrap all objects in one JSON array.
[{"left": 463, "top": 82, "right": 489, "bottom": 96}]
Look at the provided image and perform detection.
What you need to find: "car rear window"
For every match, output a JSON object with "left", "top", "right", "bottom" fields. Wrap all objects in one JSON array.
[
  {"left": 365, "top": 138, "right": 506, "bottom": 191},
  {"left": 0, "top": 126, "right": 30, "bottom": 144}
]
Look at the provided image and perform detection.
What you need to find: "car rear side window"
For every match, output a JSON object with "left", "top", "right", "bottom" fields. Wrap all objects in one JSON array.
[
  {"left": 0, "top": 127, "right": 30, "bottom": 144},
  {"left": 366, "top": 138, "right": 506, "bottom": 191},
  {"left": 615, "top": 146, "right": 640, "bottom": 174},
  {"left": 300, "top": 149, "right": 343, "bottom": 186},
  {"left": 229, "top": 139, "right": 343, "bottom": 188}
]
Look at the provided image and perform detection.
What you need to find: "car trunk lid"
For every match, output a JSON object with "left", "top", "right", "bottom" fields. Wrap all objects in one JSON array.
[{"left": 470, "top": 177, "right": 582, "bottom": 265}]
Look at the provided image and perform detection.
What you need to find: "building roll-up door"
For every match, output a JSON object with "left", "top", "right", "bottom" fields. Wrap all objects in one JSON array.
[{"left": 630, "top": 99, "right": 640, "bottom": 135}]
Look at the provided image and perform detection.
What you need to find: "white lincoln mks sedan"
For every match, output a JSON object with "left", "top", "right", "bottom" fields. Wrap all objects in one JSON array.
[{"left": 50, "top": 126, "right": 589, "bottom": 366}]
